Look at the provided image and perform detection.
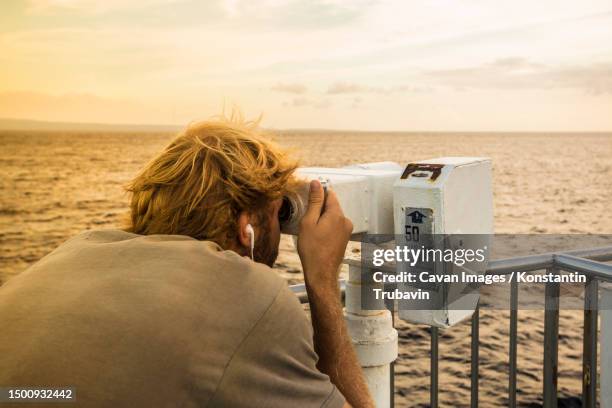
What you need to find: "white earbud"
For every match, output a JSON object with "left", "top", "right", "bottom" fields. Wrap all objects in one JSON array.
[{"left": 245, "top": 223, "right": 255, "bottom": 260}]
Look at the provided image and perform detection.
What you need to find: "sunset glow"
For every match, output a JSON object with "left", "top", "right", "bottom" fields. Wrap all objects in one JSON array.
[{"left": 1, "top": 0, "right": 611, "bottom": 130}]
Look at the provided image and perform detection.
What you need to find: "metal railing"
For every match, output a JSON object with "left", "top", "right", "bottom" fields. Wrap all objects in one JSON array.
[{"left": 290, "top": 245, "right": 612, "bottom": 407}]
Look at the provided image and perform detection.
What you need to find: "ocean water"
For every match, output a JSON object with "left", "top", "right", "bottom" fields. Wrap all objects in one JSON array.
[{"left": 1, "top": 130, "right": 611, "bottom": 406}]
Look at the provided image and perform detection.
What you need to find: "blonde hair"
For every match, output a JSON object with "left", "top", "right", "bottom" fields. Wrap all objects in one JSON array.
[{"left": 126, "top": 113, "right": 298, "bottom": 247}]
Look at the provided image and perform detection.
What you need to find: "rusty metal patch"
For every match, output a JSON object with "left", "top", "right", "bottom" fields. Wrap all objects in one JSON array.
[{"left": 400, "top": 163, "right": 445, "bottom": 181}]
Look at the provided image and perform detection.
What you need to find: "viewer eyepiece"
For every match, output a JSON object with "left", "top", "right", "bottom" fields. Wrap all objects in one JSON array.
[{"left": 278, "top": 196, "right": 295, "bottom": 225}]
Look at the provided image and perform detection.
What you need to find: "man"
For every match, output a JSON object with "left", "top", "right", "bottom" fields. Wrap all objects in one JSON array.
[{"left": 0, "top": 116, "right": 374, "bottom": 407}]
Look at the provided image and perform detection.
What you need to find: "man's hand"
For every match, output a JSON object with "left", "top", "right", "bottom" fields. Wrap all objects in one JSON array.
[
  {"left": 297, "top": 180, "right": 353, "bottom": 292},
  {"left": 297, "top": 179, "right": 374, "bottom": 408}
]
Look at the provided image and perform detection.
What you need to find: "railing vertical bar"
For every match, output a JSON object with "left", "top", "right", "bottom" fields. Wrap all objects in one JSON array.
[
  {"left": 543, "top": 268, "right": 560, "bottom": 408},
  {"left": 509, "top": 278, "right": 518, "bottom": 408},
  {"left": 431, "top": 326, "right": 439, "bottom": 408},
  {"left": 390, "top": 303, "right": 395, "bottom": 408},
  {"left": 471, "top": 305, "right": 479, "bottom": 408},
  {"left": 582, "top": 277, "right": 598, "bottom": 408}
]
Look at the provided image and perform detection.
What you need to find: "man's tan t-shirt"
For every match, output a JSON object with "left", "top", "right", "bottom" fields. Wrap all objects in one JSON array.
[{"left": 0, "top": 230, "right": 345, "bottom": 407}]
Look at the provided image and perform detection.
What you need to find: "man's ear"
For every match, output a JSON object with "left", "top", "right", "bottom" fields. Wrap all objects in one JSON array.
[{"left": 237, "top": 211, "right": 252, "bottom": 249}]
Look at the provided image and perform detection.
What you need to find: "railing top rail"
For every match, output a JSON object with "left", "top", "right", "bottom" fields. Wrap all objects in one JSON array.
[
  {"left": 554, "top": 253, "right": 612, "bottom": 281},
  {"left": 487, "top": 245, "right": 612, "bottom": 275}
]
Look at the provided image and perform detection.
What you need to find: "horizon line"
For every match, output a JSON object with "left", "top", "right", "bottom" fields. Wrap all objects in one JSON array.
[{"left": 1, "top": 117, "right": 611, "bottom": 134}]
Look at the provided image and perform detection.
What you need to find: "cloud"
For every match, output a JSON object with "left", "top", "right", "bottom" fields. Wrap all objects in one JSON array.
[
  {"left": 271, "top": 82, "right": 308, "bottom": 94},
  {"left": 290, "top": 97, "right": 311, "bottom": 106},
  {"left": 282, "top": 96, "right": 331, "bottom": 109},
  {"left": 549, "top": 63, "right": 612, "bottom": 95},
  {"left": 326, "top": 81, "right": 365, "bottom": 94},
  {"left": 425, "top": 58, "right": 612, "bottom": 94},
  {"left": 489, "top": 57, "right": 541, "bottom": 69},
  {"left": 326, "top": 81, "right": 431, "bottom": 95},
  {"left": 370, "top": 85, "right": 434, "bottom": 94},
  {"left": 218, "top": 0, "right": 372, "bottom": 29}
]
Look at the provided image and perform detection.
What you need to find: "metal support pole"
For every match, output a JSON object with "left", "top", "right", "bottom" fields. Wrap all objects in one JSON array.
[
  {"left": 509, "top": 279, "right": 518, "bottom": 408},
  {"left": 345, "top": 264, "right": 398, "bottom": 408},
  {"left": 471, "top": 305, "right": 479, "bottom": 408},
  {"left": 543, "top": 269, "right": 560, "bottom": 408},
  {"left": 582, "top": 277, "right": 598, "bottom": 408}
]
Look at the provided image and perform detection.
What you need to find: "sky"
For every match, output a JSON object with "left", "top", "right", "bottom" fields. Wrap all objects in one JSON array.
[{"left": 1, "top": 0, "right": 611, "bottom": 131}]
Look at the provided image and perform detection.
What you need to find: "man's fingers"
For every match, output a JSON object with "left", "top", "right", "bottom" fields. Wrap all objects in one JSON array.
[
  {"left": 321, "top": 190, "right": 352, "bottom": 235},
  {"left": 302, "top": 179, "right": 324, "bottom": 224},
  {"left": 322, "top": 189, "right": 342, "bottom": 215}
]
